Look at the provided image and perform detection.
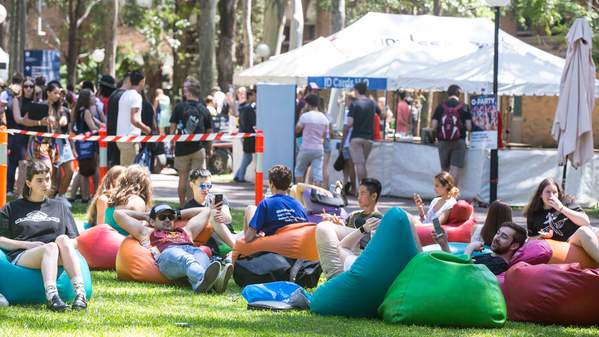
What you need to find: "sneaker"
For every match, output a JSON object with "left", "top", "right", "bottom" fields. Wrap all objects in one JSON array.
[
  {"left": 195, "top": 261, "right": 221, "bottom": 293},
  {"left": 0, "top": 293, "right": 8, "bottom": 307},
  {"left": 212, "top": 263, "right": 233, "bottom": 294},
  {"left": 47, "top": 294, "right": 69, "bottom": 312},
  {"left": 71, "top": 293, "right": 87, "bottom": 311}
]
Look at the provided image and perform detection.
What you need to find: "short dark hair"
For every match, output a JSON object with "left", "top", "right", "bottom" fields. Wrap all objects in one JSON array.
[
  {"left": 360, "top": 178, "right": 382, "bottom": 202},
  {"left": 81, "top": 80, "right": 95, "bottom": 91},
  {"left": 500, "top": 222, "right": 527, "bottom": 249},
  {"left": 185, "top": 79, "right": 202, "bottom": 98},
  {"left": 305, "top": 94, "right": 319, "bottom": 108},
  {"left": 189, "top": 168, "right": 212, "bottom": 181},
  {"left": 268, "top": 165, "right": 292, "bottom": 191},
  {"left": 23, "top": 160, "right": 51, "bottom": 198},
  {"left": 447, "top": 84, "right": 462, "bottom": 97},
  {"left": 246, "top": 88, "right": 255, "bottom": 98},
  {"left": 130, "top": 70, "right": 145, "bottom": 86},
  {"left": 11, "top": 72, "right": 23, "bottom": 85},
  {"left": 354, "top": 82, "right": 367, "bottom": 95}
]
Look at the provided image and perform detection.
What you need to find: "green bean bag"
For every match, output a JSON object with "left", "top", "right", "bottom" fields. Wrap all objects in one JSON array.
[
  {"left": 0, "top": 249, "right": 93, "bottom": 305},
  {"left": 310, "top": 207, "right": 420, "bottom": 317},
  {"left": 379, "top": 251, "right": 506, "bottom": 328}
]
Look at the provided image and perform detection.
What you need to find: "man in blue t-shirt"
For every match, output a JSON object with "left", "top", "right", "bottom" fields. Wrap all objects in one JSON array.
[{"left": 243, "top": 165, "right": 308, "bottom": 242}]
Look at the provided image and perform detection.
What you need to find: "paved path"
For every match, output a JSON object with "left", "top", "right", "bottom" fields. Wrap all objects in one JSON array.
[{"left": 151, "top": 173, "right": 599, "bottom": 227}]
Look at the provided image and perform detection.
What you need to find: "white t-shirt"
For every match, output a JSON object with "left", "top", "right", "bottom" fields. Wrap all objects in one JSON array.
[
  {"left": 116, "top": 89, "right": 143, "bottom": 136},
  {"left": 298, "top": 110, "right": 329, "bottom": 151},
  {"left": 423, "top": 197, "right": 457, "bottom": 224},
  {"left": 0, "top": 91, "right": 10, "bottom": 104}
]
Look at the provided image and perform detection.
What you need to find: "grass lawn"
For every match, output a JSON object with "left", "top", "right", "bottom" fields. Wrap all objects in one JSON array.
[{"left": 1, "top": 201, "right": 598, "bottom": 336}]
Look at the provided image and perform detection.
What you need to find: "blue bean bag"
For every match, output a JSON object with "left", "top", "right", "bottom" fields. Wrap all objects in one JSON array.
[
  {"left": 310, "top": 207, "right": 420, "bottom": 317},
  {"left": 0, "top": 249, "right": 93, "bottom": 305},
  {"left": 423, "top": 242, "right": 492, "bottom": 256}
]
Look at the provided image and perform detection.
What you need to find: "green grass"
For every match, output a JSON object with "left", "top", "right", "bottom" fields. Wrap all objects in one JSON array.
[{"left": 1, "top": 202, "right": 598, "bottom": 336}]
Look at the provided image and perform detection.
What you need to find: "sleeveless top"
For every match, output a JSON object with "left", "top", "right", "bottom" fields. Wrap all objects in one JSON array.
[{"left": 104, "top": 207, "right": 129, "bottom": 236}]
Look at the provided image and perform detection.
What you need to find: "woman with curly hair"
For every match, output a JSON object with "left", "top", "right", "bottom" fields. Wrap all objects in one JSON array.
[
  {"left": 103, "top": 165, "right": 153, "bottom": 235},
  {"left": 84, "top": 165, "right": 125, "bottom": 227}
]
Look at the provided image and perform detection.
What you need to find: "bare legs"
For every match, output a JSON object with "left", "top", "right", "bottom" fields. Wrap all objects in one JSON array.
[{"left": 569, "top": 226, "right": 599, "bottom": 263}]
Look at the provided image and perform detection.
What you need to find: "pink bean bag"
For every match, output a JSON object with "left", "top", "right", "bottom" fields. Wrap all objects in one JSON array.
[
  {"left": 77, "top": 224, "right": 125, "bottom": 270},
  {"left": 417, "top": 200, "right": 475, "bottom": 246},
  {"left": 502, "top": 262, "right": 599, "bottom": 325},
  {"left": 509, "top": 240, "right": 552, "bottom": 267}
]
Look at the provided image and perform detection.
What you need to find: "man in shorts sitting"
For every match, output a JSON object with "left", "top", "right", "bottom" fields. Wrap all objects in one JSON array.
[
  {"left": 243, "top": 165, "right": 308, "bottom": 243},
  {"left": 114, "top": 204, "right": 232, "bottom": 293}
]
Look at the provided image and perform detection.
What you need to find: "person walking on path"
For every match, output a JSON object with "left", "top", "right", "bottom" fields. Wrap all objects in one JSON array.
[{"left": 233, "top": 89, "right": 256, "bottom": 183}]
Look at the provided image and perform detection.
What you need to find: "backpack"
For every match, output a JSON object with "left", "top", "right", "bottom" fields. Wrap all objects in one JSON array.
[
  {"left": 233, "top": 252, "right": 322, "bottom": 289},
  {"left": 437, "top": 102, "right": 464, "bottom": 141},
  {"left": 180, "top": 101, "right": 206, "bottom": 135}
]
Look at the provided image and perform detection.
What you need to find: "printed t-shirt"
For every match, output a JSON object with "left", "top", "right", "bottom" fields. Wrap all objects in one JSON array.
[{"left": 527, "top": 202, "right": 584, "bottom": 242}]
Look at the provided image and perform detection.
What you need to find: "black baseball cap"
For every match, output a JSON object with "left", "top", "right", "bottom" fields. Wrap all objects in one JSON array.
[
  {"left": 149, "top": 204, "right": 176, "bottom": 219},
  {"left": 98, "top": 75, "right": 116, "bottom": 89}
]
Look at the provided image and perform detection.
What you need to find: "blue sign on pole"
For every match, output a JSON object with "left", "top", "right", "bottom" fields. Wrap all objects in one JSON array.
[
  {"left": 24, "top": 50, "right": 61, "bottom": 82},
  {"left": 307, "top": 76, "right": 387, "bottom": 90}
]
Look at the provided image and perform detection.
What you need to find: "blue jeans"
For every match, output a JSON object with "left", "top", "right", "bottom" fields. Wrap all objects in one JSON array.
[
  {"left": 155, "top": 245, "right": 211, "bottom": 291},
  {"left": 234, "top": 152, "right": 253, "bottom": 181}
]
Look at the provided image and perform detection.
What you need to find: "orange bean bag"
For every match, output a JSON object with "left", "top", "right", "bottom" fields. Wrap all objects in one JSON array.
[
  {"left": 232, "top": 223, "right": 319, "bottom": 262},
  {"left": 116, "top": 220, "right": 213, "bottom": 284},
  {"left": 77, "top": 224, "right": 125, "bottom": 270},
  {"left": 416, "top": 200, "right": 475, "bottom": 246},
  {"left": 545, "top": 239, "right": 599, "bottom": 269}
]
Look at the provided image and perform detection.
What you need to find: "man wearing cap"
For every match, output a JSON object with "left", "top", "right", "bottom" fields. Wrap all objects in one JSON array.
[
  {"left": 294, "top": 94, "right": 329, "bottom": 185},
  {"left": 113, "top": 205, "right": 232, "bottom": 293}
]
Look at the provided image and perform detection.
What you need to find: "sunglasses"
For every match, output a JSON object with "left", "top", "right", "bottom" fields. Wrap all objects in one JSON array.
[
  {"left": 157, "top": 213, "right": 175, "bottom": 221},
  {"left": 23, "top": 84, "right": 34, "bottom": 88},
  {"left": 199, "top": 183, "right": 212, "bottom": 190}
]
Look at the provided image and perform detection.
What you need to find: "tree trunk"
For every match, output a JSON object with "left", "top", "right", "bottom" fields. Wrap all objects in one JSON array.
[
  {"left": 288, "top": 0, "right": 303, "bottom": 51},
  {"left": 433, "top": 0, "right": 442, "bottom": 16},
  {"left": 263, "top": 0, "right": 286, "bottom": 56},
  {"left": 330, "top": 0, "right": 344, "bottom": 33},
  {"left": 242, "top": 0, "right": 253, "bottom": 68},
  {"left": 66, "top": 0, "right": 82, "bottom": 86},
  {"left": 9, "top": 0, "right": 26, "bottom": 76},
  {"left": 102, "top": 0, "right": 118, "bottom": 77},
  {"left": 198, "top": 0, "right": 217, "bottom": 98},
  {"left": 217, "top": 0, "right": 237, "bottom": 90}
]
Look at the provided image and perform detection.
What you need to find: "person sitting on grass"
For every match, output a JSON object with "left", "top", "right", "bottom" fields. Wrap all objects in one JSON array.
[
  {"left": 104, "top": 165, "right": 153, "bottom": 235},
  {"left": 113, "top": 204, "right": 233, "bottom": 293},
  {"left": 85, "top": 165, "right": 125, "bottom": 228},
  {"left": 433, "top": 221, "right": 527, "bottom": 275},
  {"left": 243, "top": 165, "right": 308, "bottom": 243},
  {"left": 0, "top": 160, "right": 87, "bottom": 311},
  {"left": 412, "top": 171, "right": 459, "bottom": 226}
]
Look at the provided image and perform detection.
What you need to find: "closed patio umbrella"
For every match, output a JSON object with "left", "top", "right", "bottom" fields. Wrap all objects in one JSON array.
[{"left": 551, "top": 18, "right": 595, "bottom": 189}]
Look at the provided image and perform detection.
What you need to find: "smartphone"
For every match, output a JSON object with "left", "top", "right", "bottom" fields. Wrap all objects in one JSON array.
[
  {"left": 214, "top": 194, "right": 223, "bottom": 206},
  {"left": 432, "top": 218, "right": 444, "bottom": 236}
]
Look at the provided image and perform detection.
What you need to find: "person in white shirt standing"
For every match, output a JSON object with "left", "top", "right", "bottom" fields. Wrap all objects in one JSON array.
[
  {"left": 116, "top": 70, "right": 152, "bottom": 166},
  {"left": 294, "top": 94, "right": 330, "bottom": 186}
]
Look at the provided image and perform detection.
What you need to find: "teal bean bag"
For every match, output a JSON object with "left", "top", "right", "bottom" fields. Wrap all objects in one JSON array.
[
  {"left": 379, "top": 251, "right": 506, "bottom": 328},
  {"left": 423, "top": 242, "right": 492, "bottom": 256},
  {"left": 310, "top": 208, "right": 420, "bottom": 317},
  {"left": 0, "top": 249, "right": 93, "bottom": 305}
]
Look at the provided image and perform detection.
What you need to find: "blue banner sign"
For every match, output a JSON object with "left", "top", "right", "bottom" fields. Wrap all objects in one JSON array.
[
  {"left": 24, "top": 50, "right": 61, "bottom": 82},
  {"left": 307, "top": 76, "right": 387, "bottom": 90}
]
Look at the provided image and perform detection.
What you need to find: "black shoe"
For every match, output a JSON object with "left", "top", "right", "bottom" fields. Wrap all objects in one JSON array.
[
  {"left": 71, "top": 293, "right": 87, "bottom": 311},
  {"left": 80, "top": 199, "right": 89, "bottom": 204},
  {"left": 47, "top": 294, "right": 69, "bottom": 312}
]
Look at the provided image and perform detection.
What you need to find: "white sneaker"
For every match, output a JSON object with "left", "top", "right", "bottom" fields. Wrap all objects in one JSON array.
[
  {"left": 213, "top": 263, "right": 233, "bottom": 294},
  {"left": 195, "top": 261, "right": 221, "bottom": 293},
  {"left": 0, "top": 293, "right": 9, "bottom": 307}
]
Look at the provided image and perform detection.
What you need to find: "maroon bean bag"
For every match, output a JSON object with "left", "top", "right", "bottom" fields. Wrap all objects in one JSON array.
[
  {"left": 496, "top": 240, "right": 553, "bottom": 288},
  {"left": 77, "top": 224, "right": 125, "bottom": 270},
  {"left": 417, "top": 200, "right": 475, "bottom": 246},
  {"left": 503, "top": 262, "right": 599, "bottom": 325}
]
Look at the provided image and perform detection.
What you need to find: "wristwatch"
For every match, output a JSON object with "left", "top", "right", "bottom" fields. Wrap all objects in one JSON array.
[
  {"left": 175, "top": 209, "right": 182, "bottom": 220},
  {"left": 359, "top": 226, "right": 366, "bottom": 234}
]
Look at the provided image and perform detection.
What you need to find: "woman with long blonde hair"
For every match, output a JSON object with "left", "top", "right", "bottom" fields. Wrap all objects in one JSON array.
[
  {"left": 103, "top": 165, "right": 153, "bottom": 235},
  {"left": 85, "top": 165, "right": 125, "bottom": 227}
]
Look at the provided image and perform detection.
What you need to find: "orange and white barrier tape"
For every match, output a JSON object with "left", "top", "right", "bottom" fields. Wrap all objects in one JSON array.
[{"left": 6, "top": 129, "right": 256, "bottom": 143}]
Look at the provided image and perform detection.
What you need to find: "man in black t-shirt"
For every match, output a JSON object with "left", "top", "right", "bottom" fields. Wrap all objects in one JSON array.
[
  {"left": 344, "top": 82, "right": 377, "bottom": 182},
  {"left": 233, "top": 89, "right": 256, "bottom": 183},
  {"left": 170, "top": 79, "right": 213, "bottom": 206},
  {"left": 106, "top": 73, "right": 130, "bottom": 166},
  {"left": 431, "top": 84, "right": 472, "bottom": 186},
  {"left": 434, "top": 221, "right": 527, "bottom": 275}
]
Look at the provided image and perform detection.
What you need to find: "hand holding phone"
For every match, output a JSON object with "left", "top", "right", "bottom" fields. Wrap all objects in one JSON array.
[
  {"left": 214, "top": 194, "right": 223, "bottom": 207},
  {"left": 432, "top": 218, "right": 444, "bottom": 237}
]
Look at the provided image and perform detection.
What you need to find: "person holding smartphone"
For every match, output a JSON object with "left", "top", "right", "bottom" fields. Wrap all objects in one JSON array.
[{"left": 412, "top": 171, "right": 459, "bottom": 227}]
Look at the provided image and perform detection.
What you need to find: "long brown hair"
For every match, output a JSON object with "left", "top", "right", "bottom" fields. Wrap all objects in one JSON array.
[
  {"left": 86, "top": 165, "right": 125, "bottom": 225},
  {"left": 108, "top": 165, "right": 153, "bottom": 208},
  {"left": 524, "top": 177, "right": 564, "bottom": 218},
  {"left": 481, "top": 200, "right": 512, "bottom": 245},
  {"left": 23, "top": 160, "right": 50, "bottom": 199},
  {"left": 435, "top": 171, "right": 459, "bottom": 198}
]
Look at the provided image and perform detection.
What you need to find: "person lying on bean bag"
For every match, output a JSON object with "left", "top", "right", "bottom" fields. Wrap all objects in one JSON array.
[
  {"left": 113, "top": 204, "right": 232, "bottom": 293},
  {"left": 243, "top": 165, "right": 308, "bottom": 243},
  {"left": 0, "top": 160, "right": 87, "bottom": 311},
  {"left": 433, "top": 221, "right": 527, "bottom": 275}
]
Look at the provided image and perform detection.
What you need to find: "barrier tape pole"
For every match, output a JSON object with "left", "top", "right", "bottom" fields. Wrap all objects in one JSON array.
[
  {"left": 99, "top": 128, "right": 107, "bottom": 182},
  {"left": 255, "top": 130, "right": 264, "bottom": 205},
  {"left": 0, "top": 127, "right": 7, "bottom": 207}
]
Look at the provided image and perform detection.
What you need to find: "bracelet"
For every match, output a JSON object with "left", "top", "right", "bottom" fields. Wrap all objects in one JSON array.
[{"left": 176, "top": 209, "right": 182, "bottom": 220}]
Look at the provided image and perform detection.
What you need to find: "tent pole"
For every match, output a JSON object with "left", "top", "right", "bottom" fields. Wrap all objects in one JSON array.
[
  {"left": 490, "top": 6, "right": 500, "bottom": 203},
  {"left": 561, "top": 157, "right": 567, "bottom": 192}
]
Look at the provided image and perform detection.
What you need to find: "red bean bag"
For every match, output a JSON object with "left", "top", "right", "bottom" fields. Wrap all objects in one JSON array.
[
  {"left": 116, "top": 221, "right": 213, "bottom": 284},
  {"left": 545, "top": 239, "right": 599, "bottom": 269},
  {"left": 232, "top": 223, "right": 319, "bottom": 262},
  {"left": 503, "top": 262, "right": 599, "bottom": 325},
  {"left": 416, "top": 200, "right": 475, "bottom": 246},
  {"left": 77, "top": 224, "right": 125, "bottom": 270}
]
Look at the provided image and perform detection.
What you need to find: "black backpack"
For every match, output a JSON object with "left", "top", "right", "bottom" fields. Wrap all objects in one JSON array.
[
  {"left": 181, "top": 101, "right": 206, "bottom": 135},
  {"left": 233, "top": 252, "right": 322, "bottom": 289}
]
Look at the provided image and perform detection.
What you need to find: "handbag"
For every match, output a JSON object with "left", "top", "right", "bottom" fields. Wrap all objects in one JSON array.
[
  {"left": 134, "top": 145, "right": 152, "bottom": 169},
  {"left": 233, "top": 252, "right": 322, "bottom": 289},
  {"left": 333, "top": 150, "right": 345, "bottom": 171}
]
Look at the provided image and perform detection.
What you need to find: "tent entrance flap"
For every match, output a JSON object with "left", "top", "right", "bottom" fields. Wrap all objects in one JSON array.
[{"left": 307, "top": 76, "right": 387, "bottom": 90}]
